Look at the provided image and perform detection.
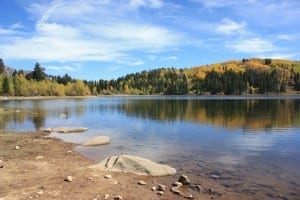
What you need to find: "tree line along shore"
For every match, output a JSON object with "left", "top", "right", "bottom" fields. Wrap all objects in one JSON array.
[{"left": 1, "top": 58, "right": 300, "bottom": 97}]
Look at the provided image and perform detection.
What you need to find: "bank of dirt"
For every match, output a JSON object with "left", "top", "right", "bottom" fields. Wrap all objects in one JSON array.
[{"left": 0, "top": 131, "right": 251, "bottom": 200}]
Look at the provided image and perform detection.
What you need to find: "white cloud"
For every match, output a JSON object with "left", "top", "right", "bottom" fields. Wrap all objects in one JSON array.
[
  {"left": 128, "top": 0, "right": 164, "bottom": 9},
  {"left": 0, "top": 0, "right": 183, "bottom": 63},
  {"left": 227, "top": 38, "right": 277, "bottom": 53},
  {"left": 216, "top": 18, "right": 247, "bottom": 35},
  {"left": 46, "top": 63, "right": 81, "bottom": 72}
]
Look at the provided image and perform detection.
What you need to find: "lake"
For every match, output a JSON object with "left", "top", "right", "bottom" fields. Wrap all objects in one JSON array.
[{"left": 1, "top": 96, "right": 300, "bottom": 199}]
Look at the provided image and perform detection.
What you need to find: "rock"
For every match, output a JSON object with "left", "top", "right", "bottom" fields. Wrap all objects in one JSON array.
[
  {"left": 190, "top": 184, "right": 203, "bottom": 193},
  {"left": 0, "top": 165, "right": 3, "bottom": 168},
  {"left": 157, "top": 191, "right": 164, "bottom": 195},
  {"left": 59, "top": 113, "right": 67, "bottom": 118},
  {"left": 35, "top": 156, "right": 44, "bottom": 160},
  {"left": 82, "top": 136, "right": 110, "bottom": 146},
  {"left": 113, "top": 181, "right": 118, "bottom": 185},
  {"left": 178, "top": 174, "right": 191, "bottom": 185},
  {"left": 64, "top": 176, "right": 73, "bottom": 182},
  {"left": 157, "top": 184, "right": 166, "bottom": 191},
  {"left": 90, "top": 154, "right": 176, "bottom": 176},
  {"left": 185, "top": 194, "right": 193, "bottom": 199},
  {"left": 151, "top": 187, "right": 156, "bottom": 191},
  {"left": 67, "top": 151, "right": 72, "bottom": 154},
  {"left": 52, "top": 127, "right": 88, "bottom": 133},
  {"left": 104, "top": 194, "right": 110, "bottom": 199},
  {"left": 170, "top": 187, "right": 183, "bottom": 195},
  {"left": 0, "top": 159, "right": 3, "bottom": 163},
  {"left": 172, "top": 181, "right": 183, "bottom": 187},
  {"left": 104, "top": 174, "right": 112, "bottom": 179},
  {"left": 37, "top": 190, "right": 43, "bottom": 195},
  {"left": 138, "top": 180, "right": 146, "bottom": 185},
  {"left": 113, "top": 195, "right": 122, "bottom": 200},
  {"left": 210, "top": 174, "right": 220, "bottom": 179},
  {"left": 15, "top": 145, "right": 20, "bottom": 150},
  {"left": 40, "top": 128, "right": 52, "bottom": 132}
]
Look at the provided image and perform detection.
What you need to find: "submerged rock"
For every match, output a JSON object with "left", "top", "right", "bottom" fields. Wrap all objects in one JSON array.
[
  {"left": 82, "top": 136, "right": 110, "bottom": 146},
  {"left": 89, "top": 154, "right": 176, "bottom": 176},
  {"left": 52, "top": 127, "right": 88, "bottom": 133}
]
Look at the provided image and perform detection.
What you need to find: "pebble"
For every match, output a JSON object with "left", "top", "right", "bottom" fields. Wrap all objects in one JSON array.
[
  {"left": 37, "top": 190, "right": 44, "bottom": 195},
  {"left": 157, "top": 184, "right": 166, "bottom": 191},
  {"left": 157, "top": 191, "right": 164, "bottom": 195},
  {"left": 64, "top": 176, "right": 73, "bottom": 182},
  {"left": 210, "top": 174, "right": 220, "bottom": 179},
  {"left": 190, "top": 184, "right": 203, "bottom": 193},
  {"left": 104, "top": 194, "right": 110, "bottom": 199},
  {"left": 151, "top": 187, "right": 156, "bottom": 191},
  {"left": 0, "top": 159, "right": 3, "bottom": 163},
  {"left": 0, "top": 165, "right": 3, "bottom": 169},
  {"left": 67, "top": 151, "right": 72, "bottom": 154},
  {"left": 113, "top": 195, "right": 122, "bottom": 200},
  {"left": 185, "top": 194, "right": 193, "bottom": 199},
  {"left": 113, "top": 181, "right": 118, "bottom": 185},
  {"left": 178, "top": 174, "right": 191, "bottom": 185},
  {"left": 104, "top": 174, "right": 112, "bottom": 179},
  {"left": 172, "top": 181, "right": 183, "bottom": 187},
  {"left": 170, "top": 187, "right": 182, "bottom": 195},
  {"left": 138, "top": 180, "right": 146, "bottom": 185},
  {"left": 15, "top": 146, "right": 20, "bottom": 150},
  {"left": 35, "top": 156, "right": 44, "bottom": 160}
]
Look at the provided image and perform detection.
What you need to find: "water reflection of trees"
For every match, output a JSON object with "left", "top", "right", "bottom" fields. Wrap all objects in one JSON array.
[{"left": 121, "top": 99, "right": 300, "bottom": 129}]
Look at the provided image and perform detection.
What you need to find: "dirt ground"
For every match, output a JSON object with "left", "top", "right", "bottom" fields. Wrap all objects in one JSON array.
[{"left": 0, "top": 131, "right": 253, "bottom": 200}]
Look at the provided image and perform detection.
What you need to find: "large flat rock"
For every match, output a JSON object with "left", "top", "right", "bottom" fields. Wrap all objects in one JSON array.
[
  {"left": 82, "top": 136, "right": 110, "bottom": 146},
  {"left": 89, "top": 155, "right": 176, "bottom": 176}
]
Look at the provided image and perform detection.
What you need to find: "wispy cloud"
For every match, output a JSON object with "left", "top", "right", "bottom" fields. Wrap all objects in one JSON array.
[
  {"left": 0, "top": 0, "right": 185, "bottom": 64},
  {"left": 216, "top": 18, "right": 247, "bottom": 35},
  {"left": 46, "top": 63, "right": 81, "bottom": 72},
  {"left": 161, "top": 56, "right": 178, "bottom": 61},
  {"left": 227, "top": 38, "right": 277, "bottom": 54}
]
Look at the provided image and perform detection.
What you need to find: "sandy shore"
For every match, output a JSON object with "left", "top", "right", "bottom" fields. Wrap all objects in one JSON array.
[{"left": 0, "top": 131, "right": 253, "bottom": 200}]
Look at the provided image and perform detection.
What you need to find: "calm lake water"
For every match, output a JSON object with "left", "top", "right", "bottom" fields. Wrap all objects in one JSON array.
[{"left": 1, "top": 96, "right": 300, "bottom": 199}]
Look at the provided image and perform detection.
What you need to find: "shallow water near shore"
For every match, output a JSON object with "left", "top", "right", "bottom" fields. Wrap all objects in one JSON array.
[{"left": 1, "top": 96, "right": 300, "bottom": 199}]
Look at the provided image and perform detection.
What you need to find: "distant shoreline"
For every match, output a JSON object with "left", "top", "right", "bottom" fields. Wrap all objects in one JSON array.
[{"left": 0, "top": 93, "right": 300, "bottom": 101}]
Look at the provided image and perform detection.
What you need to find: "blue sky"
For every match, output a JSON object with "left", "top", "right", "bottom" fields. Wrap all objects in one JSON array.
[{"left": 0, "top": 0, "right": 299, "bottom": 80}]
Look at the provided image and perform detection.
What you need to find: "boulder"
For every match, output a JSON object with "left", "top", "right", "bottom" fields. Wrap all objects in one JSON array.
[
  {"left": 82, "top": 136, "right": 110, "bottom": 146},
  {"left": 52, "top": 127, "right": 88, "bottom": 133},
  {"left": 90, "top": 154, "right": 176, "bottom": 176}
]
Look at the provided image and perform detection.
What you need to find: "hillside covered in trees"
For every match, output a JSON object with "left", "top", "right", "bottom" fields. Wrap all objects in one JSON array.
[
  {"left": 86, "top": 58, "right": 300, "bottom": 95},
  {"left": 1, "top": 58, "right": 300, "bottom": 96}
]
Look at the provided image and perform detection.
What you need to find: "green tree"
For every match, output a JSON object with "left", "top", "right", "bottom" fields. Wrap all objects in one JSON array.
[
  {"left": 32, "top": 62, "right": 46, "bottom": 81},
  {"left": 0, "top": 58, "right": 5, "bottom": 74}
]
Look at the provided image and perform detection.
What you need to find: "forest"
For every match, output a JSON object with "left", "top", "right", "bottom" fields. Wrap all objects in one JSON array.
[{"left": 1, "top": 58, "right": 300, "bottom": 96}]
